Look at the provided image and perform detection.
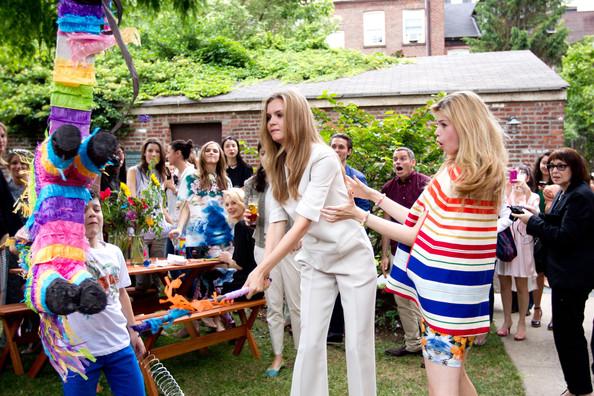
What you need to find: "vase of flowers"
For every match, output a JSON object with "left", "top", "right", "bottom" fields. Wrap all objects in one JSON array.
[
  {"left": 100, "top": 164, "right": 166, "bottom": 264},
  {"left": 129, "top": 234, "right": 148, "bottom": 266}
]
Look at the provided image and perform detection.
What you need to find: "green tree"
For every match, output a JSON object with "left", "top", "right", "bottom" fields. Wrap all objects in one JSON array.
[
  {"left": 313, "top": 92, "right": 445, "bottom": 191},
  {"left": 561, "top": 36, "right": 594, "bottom": 163},
  {"left": 467, "top": 0, "right": 569, "bottom": 66}
]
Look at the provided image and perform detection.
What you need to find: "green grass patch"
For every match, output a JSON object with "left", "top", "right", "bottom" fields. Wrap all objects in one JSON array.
[{"left": 0, "top": 321, "right": 524, "bottom": 395}]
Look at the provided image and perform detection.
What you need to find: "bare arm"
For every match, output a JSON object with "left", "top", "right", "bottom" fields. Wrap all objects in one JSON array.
[
  {"left": 347, "top": 176, "right": 409, "bottom": 223},
  {"left": 119, "top": 288, "right": 146, "bottom": 358},
  {"left": 245, "top": 216, "right": 310, "bottom": 297},
  {"left": 169, "top": 202, "right": 189, "bottom": 239},
  {"left": 321, "top": 203, "right": 421, "bottom": 248},
  {"left": 380, "top": 212, "right": 391, "bottom": 276},
  {"left": 127, "top": 167, "right": 137, "bottom": 197}
]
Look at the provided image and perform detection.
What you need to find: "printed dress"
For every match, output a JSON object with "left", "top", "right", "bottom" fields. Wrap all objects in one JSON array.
[
  {"left": 178, "top": 172, "right": 233, "bottom": 256},
  {"left": 386, "top": 166, "right": 498, "bottom": 337}
]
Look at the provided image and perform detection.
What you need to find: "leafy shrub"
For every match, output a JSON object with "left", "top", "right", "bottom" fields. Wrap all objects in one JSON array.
[{"left": 198, "top": 36, "right": 252, "bottom": 68}]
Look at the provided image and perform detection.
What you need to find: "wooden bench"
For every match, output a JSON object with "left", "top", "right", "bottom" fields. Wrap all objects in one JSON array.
[
  {"left": 135, "top": 298, "right": 266, "bottom": 361},
  {"left": 0, "top": 303, "right": 44, "bottom": 377}
]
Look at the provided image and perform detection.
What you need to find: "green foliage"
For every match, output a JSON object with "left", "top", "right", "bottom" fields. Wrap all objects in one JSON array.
[
  {"left": 314, "top": 92, "right": 445, "bottom": 191},
  {"left": 198, "top": 36, "right": 252, "bottom": 68},
  {"left": 466, "top": 0, "right": 569, "bottom": 66},
  {"left": 253, "top": 49, "right": 398, "bottom": 82},
  {"left": 561, "top": 36, "right": 594, "bottom": 162},
  {"left": 0, "top": 0, "right": 56, "bottom": 57},
  {"left": 0, "top": 0, "right": 403, "bottom": 142}
]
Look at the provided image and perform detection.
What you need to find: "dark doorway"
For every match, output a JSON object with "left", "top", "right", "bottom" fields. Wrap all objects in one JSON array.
[{"left": 170, "top": 122, "right": 222, "bottom": 149}]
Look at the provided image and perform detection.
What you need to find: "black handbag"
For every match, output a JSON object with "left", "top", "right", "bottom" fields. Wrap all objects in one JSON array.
[{"left": 496, "top": 227, "right": 517, "bottom": 262}]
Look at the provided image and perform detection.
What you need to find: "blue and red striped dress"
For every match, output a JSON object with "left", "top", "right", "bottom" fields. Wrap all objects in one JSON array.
[{"left": 386, "top": 166, "right": 498, "bottom": 336}]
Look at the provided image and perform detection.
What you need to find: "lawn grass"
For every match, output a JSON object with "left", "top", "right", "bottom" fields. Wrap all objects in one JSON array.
[{"left": 0, "top": 319, "right": 524, "bottom": 396}]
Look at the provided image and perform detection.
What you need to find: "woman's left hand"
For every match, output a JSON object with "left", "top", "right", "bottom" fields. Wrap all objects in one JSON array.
[{"left": 321, "top": 201, "right": 364, "bottom": 223}]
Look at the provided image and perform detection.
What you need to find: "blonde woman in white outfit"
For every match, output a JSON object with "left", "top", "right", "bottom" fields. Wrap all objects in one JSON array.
[
  {"left": 244, "top": 90, "right": 377, "bottom": 396},
  {"left": 244, "top": 144, "right": 301, "bottom": 378}
]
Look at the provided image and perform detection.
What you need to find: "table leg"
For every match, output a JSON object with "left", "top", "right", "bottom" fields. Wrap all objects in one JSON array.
[
  {"left": 1, "top": 317, "right": 24, "bottom": 375},
  {"left": 232, "top": 308, "right": 261, "bottom": 359}
]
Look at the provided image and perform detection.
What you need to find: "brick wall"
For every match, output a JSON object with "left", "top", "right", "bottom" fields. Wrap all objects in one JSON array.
[
  {"left": 124, "top": 99, "right": 565, "bottom": 168},
  {"left": 334, "top": 0, "right": 445, "bottom": 56}
]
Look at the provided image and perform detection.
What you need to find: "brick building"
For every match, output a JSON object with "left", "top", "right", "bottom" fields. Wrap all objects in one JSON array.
[
  {"left": 563, "top": 6, "right": 594, "bottom": 43},
  {"left": 124, "top": 50, "right": 567, "bottom": 167},
  {"left": 328, "top": 0, "right": 446, "bottom": 56}
]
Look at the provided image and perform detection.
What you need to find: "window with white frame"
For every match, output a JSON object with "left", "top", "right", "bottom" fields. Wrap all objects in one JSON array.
[
  {"left": 402, "top": 9, "right": 426, "bottom": 44},
  {"left": 363, "top": 11, "right": 385, "bottom": 47}
]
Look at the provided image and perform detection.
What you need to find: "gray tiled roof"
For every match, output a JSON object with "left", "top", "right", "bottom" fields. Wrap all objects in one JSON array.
[
  {"left": 445, "top": 3, "right": 481, "bottom": 38},
  {"left": 141, "top": 50, "right": 567, "bottom": 106}
]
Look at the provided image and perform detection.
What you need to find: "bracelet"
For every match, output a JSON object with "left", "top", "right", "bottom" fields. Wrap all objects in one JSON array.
[
  {"left": 360, "top": 211, "right": 370, "bottom": 227},
  {"left": 375, "top": 193, "right": 386, "bottom": 207}
]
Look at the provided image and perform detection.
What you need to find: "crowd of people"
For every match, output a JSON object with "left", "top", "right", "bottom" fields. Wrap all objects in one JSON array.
[{"left": 1, "top": 89, "right": 594, "bottom": 396}]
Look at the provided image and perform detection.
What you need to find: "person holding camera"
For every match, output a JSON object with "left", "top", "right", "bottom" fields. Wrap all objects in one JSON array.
[
  {"left": 513, "top": 148, "right": 594, "bottom": 396},
  {"left": 496, "top": 164, "right": 540, "bottom": 341}
]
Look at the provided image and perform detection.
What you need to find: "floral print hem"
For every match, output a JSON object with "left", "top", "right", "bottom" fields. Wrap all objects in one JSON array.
[{"left": 420, "top": 321, "right": 476, "bottom": 368}]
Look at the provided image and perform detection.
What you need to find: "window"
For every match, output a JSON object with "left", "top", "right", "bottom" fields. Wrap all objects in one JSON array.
[
  {"left": 363, "top": 11, "right": 385, "bottom": 47},
  {"left": 402, "top": 9, "right": 426, "bottom": 44}
]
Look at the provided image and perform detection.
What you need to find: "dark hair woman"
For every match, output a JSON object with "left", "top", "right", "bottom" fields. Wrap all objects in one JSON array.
[
  {"left": 126, "top": 138, "right": 172, "bottom": 288},
  {"left": 221, "top": 136, "right": 253, "bottom": 187},
  {"left": 530, "top": 150, "right": 552, "bottom": 330},
  {"left": 514, "top": 147, "right": 594, "bottom": 396}
]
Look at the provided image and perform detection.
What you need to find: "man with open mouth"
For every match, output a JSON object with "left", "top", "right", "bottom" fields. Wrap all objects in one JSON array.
[{"left": 380, "top": 147, "right": 431, "bottom": 359}]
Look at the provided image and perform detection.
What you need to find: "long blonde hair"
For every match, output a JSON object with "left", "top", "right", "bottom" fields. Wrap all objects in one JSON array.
[
  {"left": 197, "top": 141, "right": 228, "bottom": 190},
  {"left": 431, "top": 91, "right": 507, "bottom": 207},
  {"left": 259, "top": 90, "right": 323, "bottom": 203}
]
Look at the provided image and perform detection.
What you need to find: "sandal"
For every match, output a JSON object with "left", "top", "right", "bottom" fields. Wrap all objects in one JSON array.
[
  {"left": 531, "top": 306, "right": 542, "bottom": 328},
  {"left": 496, "top": 326, "right": 511, "bottom": 337}
]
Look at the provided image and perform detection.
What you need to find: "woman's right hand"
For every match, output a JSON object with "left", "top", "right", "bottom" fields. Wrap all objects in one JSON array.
[{"left": 244, "top": 267, "right": 269, "bottom": 299}]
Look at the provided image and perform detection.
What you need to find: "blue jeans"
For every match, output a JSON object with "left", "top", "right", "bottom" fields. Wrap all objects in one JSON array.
[{"left": 63, "top": 345, "right": 145, "bottom": 396}]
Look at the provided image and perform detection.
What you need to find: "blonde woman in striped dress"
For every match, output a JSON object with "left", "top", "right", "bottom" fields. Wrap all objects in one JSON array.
[{"left": 322, "top": 91, "right": 507, "bottom": 396}]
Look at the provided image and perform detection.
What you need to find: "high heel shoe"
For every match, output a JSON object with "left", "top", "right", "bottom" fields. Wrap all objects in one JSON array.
[
  {"left": 531, "top": 306, "right": 542, "bottom": 328},
  {"left": 496, "top": 326, "right": 511, "bottom": 337}
]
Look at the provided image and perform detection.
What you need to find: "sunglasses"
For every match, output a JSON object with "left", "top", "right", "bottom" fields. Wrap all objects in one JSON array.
[{"left": 547, "top": 163, "right": 568, "bottom": 171}]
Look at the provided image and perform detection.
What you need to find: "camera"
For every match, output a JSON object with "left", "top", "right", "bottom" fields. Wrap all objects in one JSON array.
[{"left": 508, "top": 205, "right": 525, "bottom": 221}]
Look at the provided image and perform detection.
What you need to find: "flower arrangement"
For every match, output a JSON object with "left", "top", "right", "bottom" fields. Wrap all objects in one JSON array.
[{"left": 100, "top": 172, "right": 165, "bottom": 239}]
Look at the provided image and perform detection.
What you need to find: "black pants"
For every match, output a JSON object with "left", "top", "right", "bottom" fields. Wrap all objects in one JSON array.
[{"left": 551, "top": 287, "right": 593, "bottom": 395}]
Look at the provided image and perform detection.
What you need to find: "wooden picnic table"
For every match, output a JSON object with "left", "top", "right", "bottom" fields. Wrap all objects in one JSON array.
[{"left": 3, "top": 257, "right": 264, "bottom": 384}]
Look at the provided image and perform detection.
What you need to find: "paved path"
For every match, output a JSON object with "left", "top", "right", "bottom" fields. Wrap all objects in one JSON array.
[{"left": 493, "top": 290, "right": 594, "bottom": 396}]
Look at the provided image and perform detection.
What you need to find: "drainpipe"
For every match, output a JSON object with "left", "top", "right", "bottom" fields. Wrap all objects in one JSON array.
[{"left": 426, "top": 0, "right": 432, "bottom": 55}]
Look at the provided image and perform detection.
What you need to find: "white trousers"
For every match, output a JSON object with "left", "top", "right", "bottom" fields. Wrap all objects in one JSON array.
[
  {"left": 291, "top": 251, "right": 377, "bottom": 396},
  {"left": 254, "top": 246, "right": 301, "bottom": 355}
]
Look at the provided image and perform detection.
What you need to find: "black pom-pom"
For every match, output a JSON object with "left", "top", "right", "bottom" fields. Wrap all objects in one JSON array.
[
  {"left": 45, "top": 278, "right": 81, "bottom": 315},
  {"left": 51, "top": 125, "right": 81, "bottom": 161},
  {"left": 87, "top": 131, "right": 117, "bottom": 168},
  {"left": 78, "top": 279, "right": 107, "bottom": 314}
]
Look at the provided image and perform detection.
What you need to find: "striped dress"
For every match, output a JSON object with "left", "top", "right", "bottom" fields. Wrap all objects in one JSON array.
[{"left": 386, "top": 166, "right": 498, "bottom": 336}]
